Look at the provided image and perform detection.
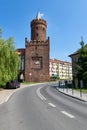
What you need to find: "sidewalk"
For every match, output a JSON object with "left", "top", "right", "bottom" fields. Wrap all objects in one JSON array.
[
  {"left": 57, "top": 87, "right": 87, "bottom": 102},
  {"left": 0, "top": 84, "right": 29, "bottom": 104},
  {"left": 0, "top": 89, "right": 15, "bottom": 104}
]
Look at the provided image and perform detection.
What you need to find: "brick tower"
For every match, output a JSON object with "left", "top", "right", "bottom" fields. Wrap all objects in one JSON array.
[{"left": 25, "top": 12, "right": 50, "bottom": 82}]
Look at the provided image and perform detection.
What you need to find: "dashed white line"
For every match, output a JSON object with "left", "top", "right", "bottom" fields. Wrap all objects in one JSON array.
[
  {"left": 36, "top": 87, "right": 46, "bottom": 101},
  {"left": 48, "top": 103, "right": 56, "bottom": 108},
  {"left": 61, "top": 111, "right": 75, "bottom": 118}
]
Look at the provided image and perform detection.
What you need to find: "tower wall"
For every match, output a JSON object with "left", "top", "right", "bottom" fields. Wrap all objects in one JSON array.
[
  {"left": 25, "top": 14, "right": 50, "bottom": 82},
  {"left": 31, "top": 19, "right": 47, "bottom": 41},
  {"left": 25, "top": 39, "right": 49, "bottom": 82}
]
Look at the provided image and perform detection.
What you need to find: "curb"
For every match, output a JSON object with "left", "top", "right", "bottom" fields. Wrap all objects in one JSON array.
[{"left": 56, "top": 87, "right": 87, "bottom": 102}]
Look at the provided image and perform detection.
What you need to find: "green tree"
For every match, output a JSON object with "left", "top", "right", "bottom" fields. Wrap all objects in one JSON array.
[
  {"left": 76, "top": 38, "right": 87, "bottom": 88},
  {"left": 0, "top": 28, "right": 20, "bottom": 87}
]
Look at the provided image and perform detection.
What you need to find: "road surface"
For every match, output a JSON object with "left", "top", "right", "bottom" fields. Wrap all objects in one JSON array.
[{"left": 0, "top": 82, "right": 87, "bottom": 130}]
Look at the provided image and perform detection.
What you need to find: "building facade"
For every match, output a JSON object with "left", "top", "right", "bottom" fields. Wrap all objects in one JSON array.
[
  {"left": 49, "top": 59, "right": 72, "bottom": 80},
  {"left": 18, "top": 12, "right": 50, "bottom": 82},
  {"left": 69, "top": 44, "right": 87, "bottom": 87}
]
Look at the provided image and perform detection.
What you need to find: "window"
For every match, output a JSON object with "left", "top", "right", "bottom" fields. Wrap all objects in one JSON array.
[
  {"left": 36, "top": 33, "right": 38, "bottom": 37},
  {"left": 36, "top": 27, "right": 38, "bottom": 30},
  {"left": 18, "top": 55, "right": 25, "bottom": 70},
  {"left": 43, "top": 28, "right": 45, "bottom": 31}
]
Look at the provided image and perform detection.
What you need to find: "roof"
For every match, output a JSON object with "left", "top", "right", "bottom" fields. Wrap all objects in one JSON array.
[
  {"left": 50, "top": 59, "right": 71, "bottom": 64},
  {"left": 69, "top": 50, "right": 78, "bottom": 57},
  {"left": 69, "top": 44, "right": 87, "bottom": 57},
  {"left": 17, "top": 48, "right": 25, "bottom": 55}
]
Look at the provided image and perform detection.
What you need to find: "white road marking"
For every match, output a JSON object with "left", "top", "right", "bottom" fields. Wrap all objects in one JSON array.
[
  {"left": 0, "top": 101, "right": 4, "bottom": 105},
  {"left": 48, "top": 103, "right": 56, "bottom": 108},
  {"left": 0, "top": 91, "right": 16, "bottom": 105},
  {"left": 61, "top": 111, "right": 75, "bottom": 118},
  {"left": 5, "top": 91, "right": 15, "bottom": 103},
  {"left": 36, "top": 87, "right": 46, "bottom": 101}
]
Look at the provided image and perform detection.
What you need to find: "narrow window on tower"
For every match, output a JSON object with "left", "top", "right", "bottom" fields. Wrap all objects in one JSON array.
[
  {"left": 36, "top": 27, "right": 38, "bottom": 30},
  {"left": 36, "top": 33, "right": 38, "bottom": 37},
  {"left": 43, "top": 28, "right": 45, "bottom": 31}
]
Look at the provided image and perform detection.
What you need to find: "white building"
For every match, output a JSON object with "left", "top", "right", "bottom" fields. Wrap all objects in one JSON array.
[{"left": 49, "top": 59, "right": 72, "bottom": 80}]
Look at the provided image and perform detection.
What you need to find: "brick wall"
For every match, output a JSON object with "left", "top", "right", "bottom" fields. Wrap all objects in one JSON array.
[{"left": 25, "top": 39, "right": 50, "bottom": 82}]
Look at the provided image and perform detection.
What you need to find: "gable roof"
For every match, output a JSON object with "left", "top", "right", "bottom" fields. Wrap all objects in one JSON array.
[{"left": 69, "top": 44, "right": 87, "bottom": 57}]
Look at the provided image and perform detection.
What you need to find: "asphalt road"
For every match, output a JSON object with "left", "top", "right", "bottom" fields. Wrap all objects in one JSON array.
[{"left": 0, "top": 82, "right": 87, "bottom": 130}]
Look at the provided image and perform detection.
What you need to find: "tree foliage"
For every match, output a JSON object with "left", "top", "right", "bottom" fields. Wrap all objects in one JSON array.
[
  {"left": 76, "top": 38, "right": 87, "bottom": 88},
  {"left": 0, "top": 28, "right": 20, "bottom": 87}
]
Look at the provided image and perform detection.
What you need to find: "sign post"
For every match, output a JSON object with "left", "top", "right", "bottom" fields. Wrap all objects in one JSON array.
[{"left": 29, "top": 73, "right": 32, "bottom": 82}]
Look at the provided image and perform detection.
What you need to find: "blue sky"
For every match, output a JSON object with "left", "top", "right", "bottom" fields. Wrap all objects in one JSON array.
[{"left": 0, "top": 0, "right": 87, "bottom": 62}]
